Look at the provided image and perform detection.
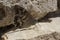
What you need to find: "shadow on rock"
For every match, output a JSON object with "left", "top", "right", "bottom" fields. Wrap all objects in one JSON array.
[
  {"left": 38, "top": 9, "right": 60, "bottom": 23},
  {"left": 0, "top": 24, "right": 15, "bottom": 40},
  {"left": 57, "top": 0, "right": 60, "bottom": 9}
]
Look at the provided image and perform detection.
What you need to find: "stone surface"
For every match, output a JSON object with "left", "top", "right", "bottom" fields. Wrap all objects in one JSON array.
[
  {"left": 0, "top": 0, "right": 57, "bottom": 19},
  {"left": 0, "top": 0, "right": 57, "bottom": 27},
  {"left": 0, "top": 0, "right": 58, "bottom": 40},
  {"left": 0, "top": 3, "right": 15, "bottom": 27},
  {"left": 1, "top": 10, "right": 60, "bottom": 40}
]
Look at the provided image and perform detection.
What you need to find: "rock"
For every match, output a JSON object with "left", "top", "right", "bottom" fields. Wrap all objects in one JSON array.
[
  {"left": 0, "top": 0, "right": 57, "bottom": 20},
  {"left": 14, "top": 0, "right": 57, "bottom": 20},
  {"left": 0, "top": 0, "right": 57, "bottom": 27},
  {"left": 0, "top": 3, "right": 15, "bottom": 27},
  {"left": 1, "top": 11, "right": 60, "bottom": 40},
  {"left": 0, "top": 0, "right": 58, "bottom": 40}
]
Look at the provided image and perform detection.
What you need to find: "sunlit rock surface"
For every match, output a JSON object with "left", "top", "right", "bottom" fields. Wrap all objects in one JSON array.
[
  {"left": 0, "top": 0, "right": 57, "bottom": 20},
  {"left": 2, "top": 17, "right": 60, "bottom": 40},
  {"left": 2, "top": 10, "right": 60, "bottom": 40},
  {"left": 0, "top": 0, "right": 57, "bottom": 27},
  {"left": 0, "top": 0, "right": 59, "bottom": 40}
]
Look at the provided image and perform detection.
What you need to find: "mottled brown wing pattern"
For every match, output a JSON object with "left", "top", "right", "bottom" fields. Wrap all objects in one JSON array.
[{"left": 13, "top": 5, "right": 35, "bottom": 28}]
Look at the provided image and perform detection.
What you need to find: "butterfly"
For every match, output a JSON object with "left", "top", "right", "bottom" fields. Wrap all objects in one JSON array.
[{"left": 13, "top": 5, "right": 36, "bottom": 28}]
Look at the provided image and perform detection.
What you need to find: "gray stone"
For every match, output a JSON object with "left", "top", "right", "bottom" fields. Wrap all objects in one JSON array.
[{"left": 0, "top": 0, "right": 57, "bottom": 27}]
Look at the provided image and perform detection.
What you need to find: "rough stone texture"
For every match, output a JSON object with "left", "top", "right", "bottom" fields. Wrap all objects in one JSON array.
[
  {"left": 2, "top": 32, "right": 60, "bottom": 40},
  {"left": 0, "top": 3, "right": 15, "bottom": 27},
  {"left": 0, "top": 0, "right": 57, "bottom": 19},
  {"left": 0, "top": 0, "right": 58, "bottom": 40},
  {"left": 0, "top": 0, "right": 57, "bottom": 27},
  {"left": 1, "top": 10, "right": 60, "bottom": 40}
]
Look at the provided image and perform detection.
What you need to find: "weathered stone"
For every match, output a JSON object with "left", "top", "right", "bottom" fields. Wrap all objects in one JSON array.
[
  {"left": 2, "top": 9, "right": 60, "bottom": 40},
  {"left": 0, "top": 0, "right": 57, "bottom": 27},
  {"left": 0, "top": 0, "right": 57, "bottom": 20},
  {"left": 0, "top": 3, "right": 15, "bottom": 27},
  {"left": 0, "top": 0, "right": 58, "bottom": 40}
]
